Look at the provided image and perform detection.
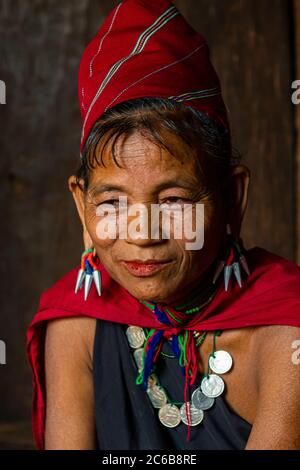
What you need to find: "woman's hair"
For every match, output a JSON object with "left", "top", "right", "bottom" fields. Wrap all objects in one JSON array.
[{"left": 75, "top": 97, "right": 241, "bottom": 191}]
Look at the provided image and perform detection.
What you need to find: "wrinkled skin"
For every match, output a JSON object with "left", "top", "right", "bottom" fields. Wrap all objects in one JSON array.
[{"left": 69, "top": 129, "right": 250, "bottom": 305}]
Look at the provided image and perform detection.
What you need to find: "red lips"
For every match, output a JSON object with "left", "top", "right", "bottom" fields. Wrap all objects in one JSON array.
[{"left": 122, "top": 259, "right": 172, "bottom": 277}]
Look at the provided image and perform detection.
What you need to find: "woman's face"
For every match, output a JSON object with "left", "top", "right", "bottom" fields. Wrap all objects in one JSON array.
[{"left": 77, "top": 129, "right": 230, "bottom": 305}]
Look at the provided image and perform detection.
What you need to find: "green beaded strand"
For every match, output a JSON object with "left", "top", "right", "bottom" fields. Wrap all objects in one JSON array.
[{"left": 204, "top": 330, "right": 223, "bottom": 378}]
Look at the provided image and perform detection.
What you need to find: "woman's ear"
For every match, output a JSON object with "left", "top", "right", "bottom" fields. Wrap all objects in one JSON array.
[
  {"left": 68, "top": 175, "right": 86, "bottom": 227},
  {"left": 68, "top": 175, "right": 94, "bottom": 248},
  {"left": 225, "top": 165, "right": 251, "bottom": 238}
]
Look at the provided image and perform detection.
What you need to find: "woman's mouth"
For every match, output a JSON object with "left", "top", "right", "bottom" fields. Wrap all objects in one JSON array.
[{"left": 121, "top": 259, "right": 173, "bottom": 277}]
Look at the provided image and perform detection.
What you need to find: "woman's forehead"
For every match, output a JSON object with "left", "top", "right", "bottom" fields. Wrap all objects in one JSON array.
[
  {"left": 93, "top": 129, "right": 205, "bottom": 174},
  {"left": 88, "top": 135, "right": 215, "bottom": 195}
]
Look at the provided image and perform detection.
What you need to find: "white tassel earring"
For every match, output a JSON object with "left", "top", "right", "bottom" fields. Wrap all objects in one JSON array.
[{"left": 212, "top": 224, "right": 250, "bottom": 292}]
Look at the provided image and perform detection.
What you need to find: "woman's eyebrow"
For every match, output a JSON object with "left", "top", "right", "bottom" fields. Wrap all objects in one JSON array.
[
  {"left": 89, "top": 184, "right": 127, "bottom": 196},
  {"left": 155, "top": 178, "right": 200, "bottom": 191},
  {"left": 89, "top": 178, "right": 200, "bottom": 196}
]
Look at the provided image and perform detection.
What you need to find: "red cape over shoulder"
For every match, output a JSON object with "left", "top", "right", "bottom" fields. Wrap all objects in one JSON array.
[{"left": 26, "top": 246, "right": 300, "bottom": 449}]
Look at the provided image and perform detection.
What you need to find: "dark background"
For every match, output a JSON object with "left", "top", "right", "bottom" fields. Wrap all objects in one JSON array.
[{"left": 0, "top": 0, "right": 299, "bottom": 449}]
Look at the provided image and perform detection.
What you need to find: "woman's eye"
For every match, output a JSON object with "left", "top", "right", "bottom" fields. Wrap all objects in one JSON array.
[
  {"left": 161, "top": 197, "right": 189, "bottom": 204},
  {"left": 97, "top": 199, "right": 120, "bottom": 208}
]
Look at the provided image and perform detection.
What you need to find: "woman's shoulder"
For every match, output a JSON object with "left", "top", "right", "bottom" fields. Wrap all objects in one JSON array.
[
  {"left": 246, "top": 245, "right": 300, "bottom": 272},
  {"left": 39, "top": 264, "right": 81, "bottom": 304},
  {"left": 34, "top": 265, "right": 99, "bottom": 367},
  {"left": 27, "top": 262, "right": 104, "bottom": 362},
  {"left": 35, "top": 263, "right": 102, "bottom": 319},
  {"left": 246, "top": 245, "right": 300, "bottom": 293},
  {"left": 45, "top": 315, "right": 97, "bottom": 371}
]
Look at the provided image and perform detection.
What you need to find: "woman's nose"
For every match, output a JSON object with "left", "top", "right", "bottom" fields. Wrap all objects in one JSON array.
[{"left": 123, "top": 201, "right": 167, "bottom": 246}]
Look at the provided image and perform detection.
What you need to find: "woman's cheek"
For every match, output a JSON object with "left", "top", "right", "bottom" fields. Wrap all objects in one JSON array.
[
  {"left": 171, "top": 203, "right": 206, "bottom": 250},
  {"left": 84, "top": 209, "right": 114, "bottom": 249}
]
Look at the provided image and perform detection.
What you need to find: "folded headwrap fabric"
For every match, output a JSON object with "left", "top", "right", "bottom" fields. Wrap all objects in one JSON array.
[
  {"left": 26, "top": 246, "right": 300, "bottom": 449},
  {"left": 78, "top": 0, "right": 230, "bottom": 153}
]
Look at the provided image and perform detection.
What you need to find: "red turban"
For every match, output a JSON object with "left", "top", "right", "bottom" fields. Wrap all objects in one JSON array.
[{"left": 78, "top": 0, "right": 230, "bottom": 153}]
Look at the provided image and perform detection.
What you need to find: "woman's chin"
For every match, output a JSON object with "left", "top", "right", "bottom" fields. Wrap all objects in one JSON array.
[{"left": 122, "top": 279, "right": 176, "bottom": 304}]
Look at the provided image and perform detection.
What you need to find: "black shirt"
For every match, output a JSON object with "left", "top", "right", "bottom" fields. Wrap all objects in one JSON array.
[{"left": 93, "top": 319, "right": 252, "bottom": 450}]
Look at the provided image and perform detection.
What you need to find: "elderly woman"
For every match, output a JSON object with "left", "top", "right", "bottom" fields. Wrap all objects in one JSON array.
[{"left": 26, "top": 0, "right": 300, "bottom": 451}]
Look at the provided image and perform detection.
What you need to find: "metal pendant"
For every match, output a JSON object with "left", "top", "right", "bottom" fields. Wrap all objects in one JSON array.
[
  {"left": 74, "top": 268, "right": 85, "bottom": 293},
  {"left": 147, "top": 385, "right": 168, "bottom": 408},
  {"left": 201, "top": 374, "right": 225, "bottom": 398},
  {"left": 191, "top": 388, "right": 215, "bottom": 410},
  {"left": 126, "top": 326, "right": 146, "bottom": 349},
  {"left": 212, "top": 260, "right": 225, "bottom": 284},
  {"left": 209, "top": 350, "right": 233, "bottom": 374},
  {"left": 84, "top": 273, "right": 93, "bottom": 300},
  {"left": 179, "top": 402, "right": 204, "bottom": 426},
  {"left": 92, "top": 269, "right": 102, "bottom": 296},
  {"left": 232, "top": 262, "right": 242, "bottom": 287},
  {"left": 239, "top": 254, "right": 250, "bottom": 275},
  {"left": 224, "top": 265, "right": 233, "bottom": 291},
  {"left": 133, "top": 348, "right": 144, "bottom": 372},
  {"left": 158, "top": 403, "right": 181, "bottom": 428}
]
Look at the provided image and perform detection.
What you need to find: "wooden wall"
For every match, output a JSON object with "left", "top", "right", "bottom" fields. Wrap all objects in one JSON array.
[{"left": 0, "top": 0, "right": 298, "bottom": 448}]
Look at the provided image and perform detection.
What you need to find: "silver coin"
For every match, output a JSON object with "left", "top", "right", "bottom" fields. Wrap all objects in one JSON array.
[
  {"left": 179, "top": 402, "right": 204, "bottom": 426},
  {"left": 126, "top": 326, "right": 145, "bottom": 349},
  {"left": 191, "top": 387, "right": 215, "bottom": 410},
  {"left": 209, "top": 350, "right": 233, "bottom": 374},
  {"left": 158, "top": 404, "right": 181, "bottom": 428},
  {"left": 147, "top": 385, "right": 168, "bottom": 408},
  {"left": 133, "top": 348, "right": 144, "bottom": 372},
  {"left": 201, "top": 374, "right": 225, "bottom": 398}
]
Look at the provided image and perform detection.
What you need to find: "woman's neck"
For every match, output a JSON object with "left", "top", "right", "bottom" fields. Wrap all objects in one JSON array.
[{"left": 158, "top": 258, "right": 219, "bottom": 312}]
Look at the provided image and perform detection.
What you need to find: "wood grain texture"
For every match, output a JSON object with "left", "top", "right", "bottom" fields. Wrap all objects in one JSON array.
[{"left": 0, "top": 0, "right": 297, "bottom": 446}]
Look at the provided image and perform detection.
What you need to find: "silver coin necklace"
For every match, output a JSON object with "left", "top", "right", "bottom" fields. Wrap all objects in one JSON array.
[{"left": 125, "top": 325, "right": 233, "bottom": 429}]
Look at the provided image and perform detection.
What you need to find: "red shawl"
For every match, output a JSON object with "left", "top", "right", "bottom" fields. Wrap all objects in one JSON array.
[{"left": 26, "top": 246, "right": 300, "bottom": 449}]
